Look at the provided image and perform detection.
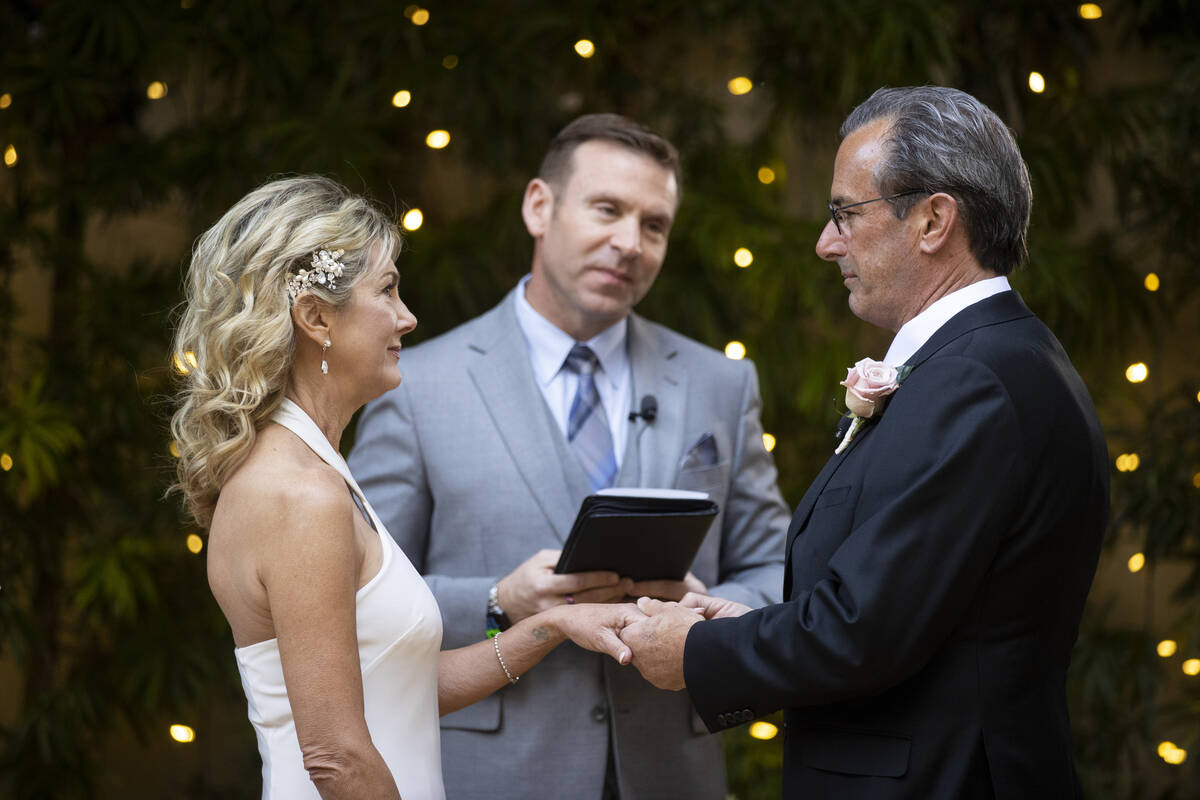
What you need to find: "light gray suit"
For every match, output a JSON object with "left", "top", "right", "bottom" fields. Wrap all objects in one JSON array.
[{"left": 349, "top": 289, "right": 789, "bottom": 800}]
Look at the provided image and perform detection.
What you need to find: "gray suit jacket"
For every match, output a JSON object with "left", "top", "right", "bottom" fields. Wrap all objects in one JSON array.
[{"left": 350, "top": 289, "right": 789, "bottom": 800}]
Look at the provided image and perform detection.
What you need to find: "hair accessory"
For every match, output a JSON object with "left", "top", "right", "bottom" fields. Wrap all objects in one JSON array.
[
  {"left": 321, "top": 339, "right": 331, "bottom": 375},
  {"left": 287, "top": 248, "right": 346, "bottom": 302},
  {"left": 493, "top": 631, "right": 520, "bottom": 685}
]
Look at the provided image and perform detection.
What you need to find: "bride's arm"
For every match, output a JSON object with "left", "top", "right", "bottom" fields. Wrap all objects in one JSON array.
[
  {"left": 255, "top": 475, "right": 402, "bottom": 800},
  {"left": 437, "top": 603, "right": 643, "bottom": 716}
]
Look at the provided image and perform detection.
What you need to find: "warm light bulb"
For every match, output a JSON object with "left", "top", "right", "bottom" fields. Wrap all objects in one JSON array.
[
  {"left": 734, "top": 248, "right": 754, "bottom": 268},
  {"left": 748, "top": 721, "right": 778, "bottom": 740},
  {"left": 762, "top": 433, "right": 776, "bottom": 453},
  {"left": 0, "top": 93, "right": 11, "bottom": 109},
  {"left": 727, "top": 77, "right": 753, "bottom": 96},
  {"left": 574, "top": 39, "right": 596, "bottom": 58},
  {"left": 1159, "top": 741, "right": 1177, "bottom": 758},
  {"left": 146, "top": 81, "right": 168, "bottom": 100},
  {"left": 442, "top": 54, "right": 458, "bottom": 69},
  {"left": 392, "top": 90, "right": 412, "bottom": 108},
  {"left": 1125, "top": 362, "right": 1148, "bottom": 383},
  {"left": 1127, "top": 552, "right": 1145, "bottom": 573},
  {"left": 425, "top": 130, "right": 450, "bottom": 149},
  {"left": 1157, "top": 639, "right": 1178, "bottom": 658},
  {"left": 402, "top": 208, "right": 424, "bottom": 231},
  {"left": 1078, "top": 3, "right": 1103, "bottom": 20},
  {"left": 4, "top": 144, "right": 16, "bottom": 167},
  {"left": 169, "top": 724, "right": 195, "bottom": 743},
  {"left": 757, "top": 166, "right": 775, "bottom": 184},
  {"left": 1028, "top": 72, "right": 1046, "bottom": 93},
  {"left": 186, "top": 534, "right": 204, "bottom": 554},
  {"left": 1116, "top": 453, "right": 1140, "bottom": 473},
  {"left": 724, "top": 341, "right": 746, "bottom": 360},
  {"left": 1144, "top": 272, "right": 1160, "bottom": 291},
  {"left": 1183, "top": 659, "right": 1200, "bottom": 676},
  {"left": 1164, "top": 746, "right": 1187, "bottom": 765},
  {"left": 0, "top": 453, "right": 12, "bottom": 472},
  {"left": 411, "top": 8, "right": 430, "bottom": 25}
]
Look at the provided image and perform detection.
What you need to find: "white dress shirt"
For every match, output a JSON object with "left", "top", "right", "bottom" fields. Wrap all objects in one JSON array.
[
  {"left": 883, "top": 276, "right": 1011, "bottom": 367},
  {"left": 513, "top": 275, "right": 632, "bottom": 467}
]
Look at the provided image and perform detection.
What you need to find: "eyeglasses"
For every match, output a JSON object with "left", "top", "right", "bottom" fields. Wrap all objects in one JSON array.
[{"left": 827, "top": 190, "right": 926, "bottom": 235}]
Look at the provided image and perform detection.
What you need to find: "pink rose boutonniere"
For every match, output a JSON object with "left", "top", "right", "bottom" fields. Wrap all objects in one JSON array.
[{"left": 835, "top": 358, "right": 911, "bottom": 454}]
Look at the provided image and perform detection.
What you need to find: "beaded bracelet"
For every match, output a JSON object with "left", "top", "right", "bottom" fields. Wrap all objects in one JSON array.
[{"left": 493, "top": 631, "right": 519, "bottom": 685}]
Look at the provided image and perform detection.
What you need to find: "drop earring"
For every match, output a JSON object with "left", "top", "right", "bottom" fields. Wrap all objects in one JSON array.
[{"left": 321, "top": 339, "right": 331, "bottom": 375}]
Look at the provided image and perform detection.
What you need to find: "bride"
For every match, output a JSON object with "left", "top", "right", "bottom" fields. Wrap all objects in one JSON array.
[{"left": 170, "top": 176, "right": 642, "bottom": 799}]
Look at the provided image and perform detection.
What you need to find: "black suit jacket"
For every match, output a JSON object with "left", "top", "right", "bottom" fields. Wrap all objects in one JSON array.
[{"left": 684, "top": 292, "right": 1108, "bottom": 799}]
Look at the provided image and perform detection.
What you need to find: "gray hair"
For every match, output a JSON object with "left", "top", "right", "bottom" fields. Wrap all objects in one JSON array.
[{"left": 841, "top": 86, "right": 1032, "bottom": 275}]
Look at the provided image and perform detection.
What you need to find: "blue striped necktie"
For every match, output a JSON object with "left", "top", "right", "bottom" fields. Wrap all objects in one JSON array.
[{"left": 564, "top": 344, "right": 617, "bottom": 491}]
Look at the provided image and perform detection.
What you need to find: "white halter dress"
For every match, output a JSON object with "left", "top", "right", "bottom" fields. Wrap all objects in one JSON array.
[{"left": 234, "top": 398, "right": 445, "bottom": 799}]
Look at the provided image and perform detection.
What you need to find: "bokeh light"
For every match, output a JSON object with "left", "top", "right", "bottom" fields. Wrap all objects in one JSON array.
[
  {"left": 169, "top": 724, "right": 195, "bottom": 743},
  {"left": 724, "top": 341, "right": 746, "bottom": 360},
  {"left": 734, "top": 248, "right": 754, "bottom": 268},
  {"left": 425, "top": 130, "right": 450, "bottom": 149},
  {"left": 1157, "top": 639, "right": 1178, "bottom": 658},
  {"left": 146, "top": 81, "right": 168, "bottom": 100},
  {"left": 1127, "top": 552, "right": 1145, "bottom": 573},
  {"left": 727, "top": 77, "right": 753, "bottom": 95},
  {"left": 757, "top": 166, "right": 775, "bottom": 184},
  {"left": 762, "top": 433, "right": 776, "bottom": 453},
  {"left": 1125, "top": 362, "right": 1148, "bottom": 383},
  {"left": 411, "top": 8, "right": 429, "bottom": 25},
  {"left": 402, "top": 209, "right": 424, "bottom": 231},
  {"left": 748, "top": 721, "right": 778, "bottom": 740},
  {"left": 186, "top": 534, "right": 204, "bottom": 554},
  {"left": 1028, "top": 72, "right": 1046, "bottom": 93},
  {"left": 1078, "top": 3, "right": 1103, "bottom": 20},
  {"left": 574, "top": 40, "right": 595, "bottom": 58},
  {"left": 1144, "top": 272, "right": 1160, "bottom": 291},
  {"left": 392, "top": 90, "right": 412, "bottom": 108}
]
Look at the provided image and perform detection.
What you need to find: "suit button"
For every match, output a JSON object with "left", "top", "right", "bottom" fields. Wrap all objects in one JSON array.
[{"left": 591, "top": 705, "right": 609, "bottom": 723}]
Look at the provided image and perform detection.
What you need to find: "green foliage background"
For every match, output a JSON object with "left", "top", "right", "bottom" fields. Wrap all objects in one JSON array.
[{"left": 0, "top": 1, "right": 1196, "bottom": 797}]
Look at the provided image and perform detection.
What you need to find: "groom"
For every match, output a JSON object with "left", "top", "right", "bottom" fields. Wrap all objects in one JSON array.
[{"left": 621, "top": 86, "right": 1109, "bottom": 799}]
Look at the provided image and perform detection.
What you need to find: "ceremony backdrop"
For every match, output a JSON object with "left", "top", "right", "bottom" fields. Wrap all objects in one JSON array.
[{"left": 1, "top": 1, "right": 1197, "bottom": 798}]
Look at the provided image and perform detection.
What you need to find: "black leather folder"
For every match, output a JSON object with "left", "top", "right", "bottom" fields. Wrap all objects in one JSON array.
[{"left": 554, "top": 490, "right": 719, "bottom": 581}]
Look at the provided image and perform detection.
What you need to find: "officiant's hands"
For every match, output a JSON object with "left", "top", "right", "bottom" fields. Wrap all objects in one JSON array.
[
  {"left": 628, "top": 571, "right": 707, "bottom": 602},
  {"left": 618, "top": 597, "right": 706, "bottom": 690},
  {"left": 499, "top": 549, "right": 635, "bottom": 623}
]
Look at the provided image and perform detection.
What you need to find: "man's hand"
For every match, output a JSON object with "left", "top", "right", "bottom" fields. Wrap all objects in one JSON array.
[
  {"left": 628, "top": 571, "right": 707, "bottom": 602},
  {"left": 498, "top": 549, "right": 633, "bottom": 623},
  {"left": 679, "top": 591, "right": 751, "bottom": 620},
  {"left": 618, "top": 597, "right": 704, "bottom": 691}
]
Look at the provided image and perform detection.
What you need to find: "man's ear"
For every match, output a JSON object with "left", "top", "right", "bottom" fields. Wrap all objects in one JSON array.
[
  {"left": 521, "top": 178, "right": 554, "bottom": 238},
  {"left": 917, "top": 192, "right": 959, "bottom": 255},
  {"left": 291, "top": 294, "right": 334, "bottom": 347}
]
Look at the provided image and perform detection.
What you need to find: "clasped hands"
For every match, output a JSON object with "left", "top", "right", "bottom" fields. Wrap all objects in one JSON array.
[{"left": 500, "top": 549, "right": 750, "bottom": 690}]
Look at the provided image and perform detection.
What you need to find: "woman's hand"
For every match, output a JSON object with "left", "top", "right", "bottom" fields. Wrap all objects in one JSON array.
[{"left": 552, "top": 602, "right": 648, "bottom": 665}]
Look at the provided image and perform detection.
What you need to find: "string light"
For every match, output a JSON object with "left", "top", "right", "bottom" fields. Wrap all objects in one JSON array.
[
  {"left": 186, "top": 534, "right": 204, "bottom": 554},
  {"left": 1157, "top": 639, "right": 1177, "bottom": 658},
  {"left": 402, "top": 209, "right": 423, "bottom": 231},
  {"left": 146, "top": 81, "right": 168, "bottom": 100},
  {"left": 1028, "top": 72, "right": 1046, "bottom": 93},
  {"left": 574, "top": 39, "right": 596, "bottom": 58},
  {"left": 1125, "top": 362, "right": 1148, "bottom": 383},
  {"left": 1144, "top": 273, "right": 1160, "bottom": 291},
  {"left": 169, "top": 724, "right": 195, "bottom": 743},
  {"left": 1127, "top": 552, "right": 1145, "bottom": 573},
  {"left": 392, "top": 90, "right": 412, "bottom": 108},
  {"left": 4, "top": 145, "right": 16, "bottom": 167},
  {"left": 0, "top": 453, "right": 12, "bottom": 471},
  {"left": 727, "top": 77, "right": 753, "bottom": 96},
  {"left": 748, "top": 721, "right": 778, "bottom": 740},
  {"left": 1183, "top": 659, "right": 1200, "bottom": 676},
  {"left": 1159, "top": 742, "right": 1187, "bottom": 765},
  {"left": 0, "top": 93, "right": 11, "bottom": 109},
  {"left": 425, "top": 130, "right": 450, "bottom": 149},
  {"left": 757, "top": 166, "right": 775, "bottom": 184},
  {"left": 762, "top": 433, "right": 776, "bottom": 453},
  {"left": 1115, "top": 453, "right": 1140, "bottom": 472},
  {"left": 411, "top": 8, "right": 430, "bottom": 25},
  {"left": 1078, "top": 3, "right": 1103, "bottom": 19},
  {"left": 734, "top": 248, "right": 754, "bottom": 268},
  {"left": 724, "top": 341, "right": 746, "bottom": 360},
  {"left": 442, "top": 54, "right": 459, "bottom": 69}
]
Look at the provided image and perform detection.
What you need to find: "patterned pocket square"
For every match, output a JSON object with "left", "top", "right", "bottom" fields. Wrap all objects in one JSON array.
[{"left": 679, "top": 432, "right": 719, "bottom": 470}]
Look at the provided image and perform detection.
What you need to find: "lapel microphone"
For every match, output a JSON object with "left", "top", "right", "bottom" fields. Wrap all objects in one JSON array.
[{"left": 628, "top": 394, "right": 658, "bottom": 423}]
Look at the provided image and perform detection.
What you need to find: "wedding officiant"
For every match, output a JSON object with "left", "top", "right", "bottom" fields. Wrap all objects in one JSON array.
[{"left": 349, "top": 113, "right": 790, "bottom": 800}]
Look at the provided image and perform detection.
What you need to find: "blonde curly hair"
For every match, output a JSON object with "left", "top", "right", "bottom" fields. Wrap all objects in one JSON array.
[{"left": 170, "top": 175, "right": 401, "bottom": 527}]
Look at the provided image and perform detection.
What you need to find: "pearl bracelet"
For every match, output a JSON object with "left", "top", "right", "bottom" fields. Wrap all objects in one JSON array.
[{"left": 493, "top": 631, "right": 519, "bottom": 685}]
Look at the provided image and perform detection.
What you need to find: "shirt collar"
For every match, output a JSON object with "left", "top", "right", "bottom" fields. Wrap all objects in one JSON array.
[
  {"left": 513, "top": 275, "right": 629, "bottom": 390},
  {"left": 883, "top": 276, "right": 1011, "bottom": 366}
]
